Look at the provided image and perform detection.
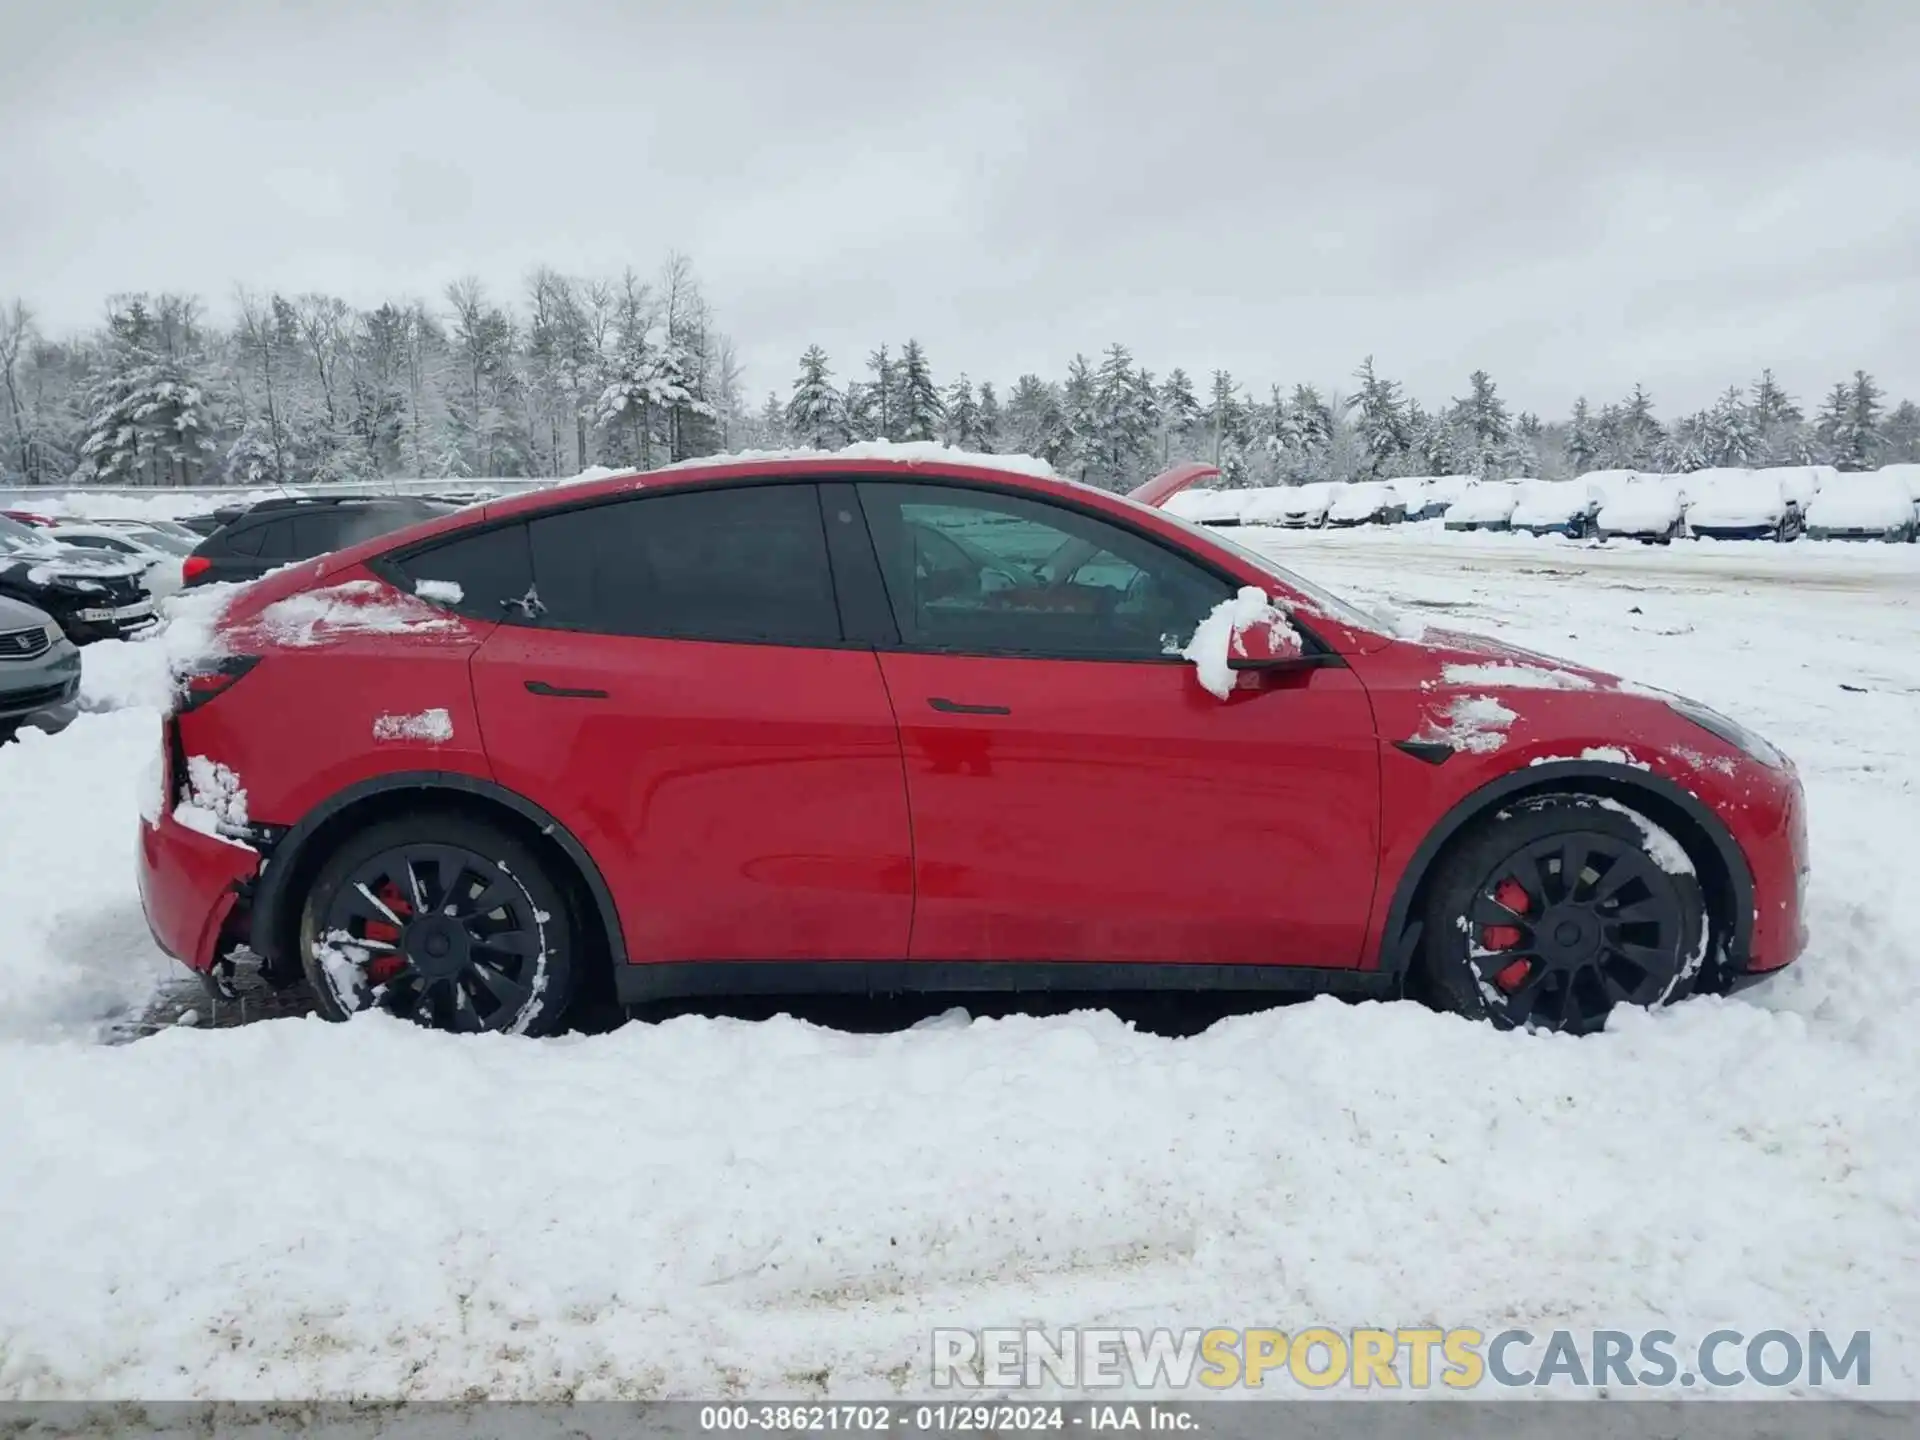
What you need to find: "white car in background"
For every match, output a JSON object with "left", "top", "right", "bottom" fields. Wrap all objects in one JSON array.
[
  {"left": 45, "top": 521, "right": 198, "bottom": 597},
  {"left": 1874, "top": 463, "right": 1920, "bottom": 523},
  {"left": 1596, "top": 474, "right": 1689, "bottom": 543},
  {"left": 1241, "top": 481, "right": 1337, "bottom": 528},
  {"left": 1441, "top": 480, "right": 1520, "bottom": 531},
  {"left": 1509, "top": 478, "right": 1602, "bottom": 537},
  {"left": 1389, "top": 474, "right": 1476, "bottom": 521},
  {"left": 1684, "top": 467, "right": 1811, "bottom": 542},
  {"left": 1325, "top": 480, "right": 1408, "bottom": 527},
  {"left": 1161, "top": 489, "right": 1248, "bottom": 526},
  {"left": 1805, "top": 472, "right": 1919, "bottom": 542}
]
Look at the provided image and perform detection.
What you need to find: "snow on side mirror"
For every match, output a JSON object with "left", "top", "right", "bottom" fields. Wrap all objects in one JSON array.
[{"left": 1182, "top": 586, "right": 1307, "bottom": 700}]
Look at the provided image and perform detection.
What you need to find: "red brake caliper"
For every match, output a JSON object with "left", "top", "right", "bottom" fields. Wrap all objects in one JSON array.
[
  {"left": 363, "top": 880, "right": 412, "bottom": 986},
  {"left": 1482, "top": 878, "right": 1533, "bottom": 992}
]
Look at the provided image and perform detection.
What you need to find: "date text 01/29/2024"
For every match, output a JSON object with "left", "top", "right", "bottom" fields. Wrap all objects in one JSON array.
[{"left": 698, "top": 1403, "right": 1194, "bottom": 1431}]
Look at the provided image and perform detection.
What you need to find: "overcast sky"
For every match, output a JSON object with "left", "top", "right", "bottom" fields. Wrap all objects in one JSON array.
[{"left": 2, "top": 0, "right": 1916, "bottom": 417}]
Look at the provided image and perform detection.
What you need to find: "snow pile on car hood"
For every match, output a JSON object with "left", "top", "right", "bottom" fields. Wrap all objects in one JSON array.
[
  {"left": 1509, "top": 479, "right": 1590, "bottom": 527},
  {"left": 1807, "top": 475, "right": 1915, "bottom": 531},
  {"left": 1443, "top": 482, "right": 1518, "bottom": 524},
  {"left": 1685, "top": 469, "right": 1785, "bottom": 529},
  {"left": 1598, "top": 476, "right": 1686, "bottom": 533}
]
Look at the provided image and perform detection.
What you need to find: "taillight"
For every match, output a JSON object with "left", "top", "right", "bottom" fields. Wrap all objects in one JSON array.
[
  {"left": 175, "top": 654, "right": 260, "bottom": 713},
  {"left": 182, "top": 554, "right": 213, "bottom": 584}
]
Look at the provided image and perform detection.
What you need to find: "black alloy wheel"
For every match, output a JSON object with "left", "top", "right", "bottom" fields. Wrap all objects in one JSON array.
[
  {"left": 300, "top": 815, "right": 574, "bottom": 1034},
  {"left": 1418, "top": 795, "right": 1706, "bottom": 1035}
]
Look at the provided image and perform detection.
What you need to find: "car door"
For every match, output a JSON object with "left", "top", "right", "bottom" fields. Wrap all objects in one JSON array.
[
  {"left": 449, "top": 481, "right": 913, "bottom": 964},
  {"left": 854, "top": 480, "right": 1381, "bottom": 970}
]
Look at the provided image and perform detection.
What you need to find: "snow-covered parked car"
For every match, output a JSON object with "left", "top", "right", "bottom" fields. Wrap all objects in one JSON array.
[
  {"left": 1509, "top": 478, "right": 1601, "bottom": 537},
  {"left": 1325, "top": 480, "right": 1408, "bottom": 527},
  {"left": 1388, "top": 474, "right": 1477, "bottom": 521},
  {"left": 1442, "top": 481, "right": 1519, "bottom": 531},
  {"left": 1241, "top": 481, "right": 1337, "bottom": 528},
  {"left": 1874, "top": 463, "right": 1920, "bottom": 522},
  {"left": 1596, "top": 475, "right": 1688, "bottom": 543},
  {"left": 1804, "top": 473, "right": 1919, "bottom": 542},
  {"left": 1161, "top": 488, "right": 1248, "bottom": 527},
  {"left": 1683, "top": 468, "right": 1807, "bottom": 542},
  {"left": 46, "top": 520, "right": 199, "bottom": 597}
]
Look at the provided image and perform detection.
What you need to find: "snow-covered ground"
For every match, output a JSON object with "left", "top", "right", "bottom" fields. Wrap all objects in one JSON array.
[{"left": 1, "top": 527, "right": 1917, "bottom": 1401}]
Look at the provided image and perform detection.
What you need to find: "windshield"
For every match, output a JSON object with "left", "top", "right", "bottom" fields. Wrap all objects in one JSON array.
[
  {"left": 0, "top": 514, "right": 45, "bottom": 549},
  {"left": 1145, "top": 503, "right": 1389, "bottom": 634},
  {"left": 125, "top": 527, "right": 196, "bottom": 555}
]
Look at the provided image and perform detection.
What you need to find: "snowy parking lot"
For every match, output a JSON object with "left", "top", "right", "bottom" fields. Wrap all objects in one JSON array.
[{"left": 2, "top": 525, "right": 1917, "bottom": 1401}]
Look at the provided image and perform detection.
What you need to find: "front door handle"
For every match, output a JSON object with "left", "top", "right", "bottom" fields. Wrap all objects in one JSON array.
[
  {"left": 928, "top": 696, "right": 1010, "bottom": 716},
  {"left": 525, "top": 680, "right": 609, "bottom": 700}
]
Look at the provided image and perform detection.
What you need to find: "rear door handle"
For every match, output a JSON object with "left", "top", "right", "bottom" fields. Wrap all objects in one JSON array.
[
  {"left": 525, "top": 680, "right": 609, "bottom": 700},
  {"left": 928, "top": 696, "right": 1010, "bottom": 715}
]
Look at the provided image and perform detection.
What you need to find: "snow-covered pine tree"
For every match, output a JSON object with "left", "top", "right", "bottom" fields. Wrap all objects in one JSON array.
[
  {"left": 896, "top": 340, "right": 943, "bottom": 442},
  {"left": 1006, "top": 373, "right": 1066, "bottom": 466},
  {"left": 1157, "top": 368, "right": 1201, "bottom": 463},
  {"left": 848, "top": 345, "right": 897, "bottom": 441},
  {"left": 74, "top": 295, "right": 218, "bottom": 486},
  {"left": 1882, "top": 400, "right": 1920, "bottom": 463},
  {"left": 785, "top": 345, "right": 844, "bottom": 450},
  {"left": 1090, "top": 343, "right": 1150, "bottom": 489},
  {"left": 1060, "top": 355, "right": 1098, "bottom": 480},
  {"left": 1565, "top": 397, "right": 1598, "bottom": 474},
  {"left": 1345, "top": 357, "right": 1409, "bottom": 478},
  {"left": 976, "top": 380, "right": 1001, "bottom": 453},
  {"left": 943, "top": 373, "right": 982, "bottom": 450}
]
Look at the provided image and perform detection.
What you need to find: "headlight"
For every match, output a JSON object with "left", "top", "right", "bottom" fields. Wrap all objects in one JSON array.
[
  {"left": 43, "top": 621, "right": 64, "bottom": 648},
  {"left": 1667, "top": 695, "right": 1789, "bottom": 771}
]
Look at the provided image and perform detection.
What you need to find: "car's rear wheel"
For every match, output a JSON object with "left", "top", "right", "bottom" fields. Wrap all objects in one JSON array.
[
  {"left": 1416, "top": 794, "right": 1706, "bottom": 1035},
  {"left": 299, "top": 814, "right": 575, "bottom": 1034}
]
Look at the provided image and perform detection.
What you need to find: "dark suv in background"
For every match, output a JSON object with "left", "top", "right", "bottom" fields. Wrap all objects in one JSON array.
[{"left": 183, "top": 496, "right": 457, "bottom": 587}]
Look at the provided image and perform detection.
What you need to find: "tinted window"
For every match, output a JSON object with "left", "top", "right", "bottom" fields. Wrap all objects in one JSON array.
[
  {"left": 857, "top": 482, "right": 1230, "bottom": 659},
  {"left": 223, "top": 521, "right": 274, "bottom": 557},
  {"left": 527, "top": 484, "right": 841, "bottom": 644},
  {"left": 391, "top": 523, "right": 535, "bottom": 621}
]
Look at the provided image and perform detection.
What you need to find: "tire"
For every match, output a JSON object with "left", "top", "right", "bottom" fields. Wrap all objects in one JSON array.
[
  {"left": 299, "top": 812, "right": 576, "bottom": 1035},
  {"left": 1414, "top": 794, "right": 1707, "bottom": 1035}
]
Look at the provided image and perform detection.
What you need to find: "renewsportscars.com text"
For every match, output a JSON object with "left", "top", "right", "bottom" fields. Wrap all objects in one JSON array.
[{"left": 930, "top": 1327, "right": 1871, "bottom": 1391}]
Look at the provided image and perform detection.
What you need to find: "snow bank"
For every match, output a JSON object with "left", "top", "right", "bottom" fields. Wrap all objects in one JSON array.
[
  {"left": 1597, "top": 476, "right": 1686, "bottom": 535},
  {"left": 1180, "top": 586, "right": 1301, "bottom": 699},
  {"left": 1806, "top": 475, "right": 1915, "bottom": 532},
  {"left": 1442, "top": 481, "right": 1518, "bottom": 526},
  {"left": 0, "top": 711, "right": 177, "bottom": 1041},
  {"left": 78, "top": 581, "right": 244, "bottom": 714}
]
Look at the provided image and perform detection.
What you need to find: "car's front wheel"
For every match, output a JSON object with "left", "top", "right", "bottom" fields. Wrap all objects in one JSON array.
[
  {"left": 1416, "top": 794, "right": 1707, "bottom": 1035},
  {"left": 299, "top": 813, "right": 575, "bottom": 1034}
]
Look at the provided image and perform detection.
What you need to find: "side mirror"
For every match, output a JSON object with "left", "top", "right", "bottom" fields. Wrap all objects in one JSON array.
[{"left": 1226, "top": 608, "right": 1308, "bottom": 670}]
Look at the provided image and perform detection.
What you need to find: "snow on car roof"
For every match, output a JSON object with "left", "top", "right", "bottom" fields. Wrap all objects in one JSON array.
[{"left": 624, "top": 440, "right": 1063, "bottom": 483}]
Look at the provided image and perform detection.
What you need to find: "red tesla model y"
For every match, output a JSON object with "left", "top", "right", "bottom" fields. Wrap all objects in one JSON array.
[{"left": 138, "top": 453, "right": 1806, "bottom": 1036}]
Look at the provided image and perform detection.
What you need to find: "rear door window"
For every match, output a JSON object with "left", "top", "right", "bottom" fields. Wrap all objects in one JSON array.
[{"left": 526, "top": 483, "right": 841, "bottom": 645}]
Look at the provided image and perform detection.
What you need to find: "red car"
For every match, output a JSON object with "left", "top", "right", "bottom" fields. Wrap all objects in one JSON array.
[{"left": 138, "top": 454, "right": 1807, "bottom": 1037}]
